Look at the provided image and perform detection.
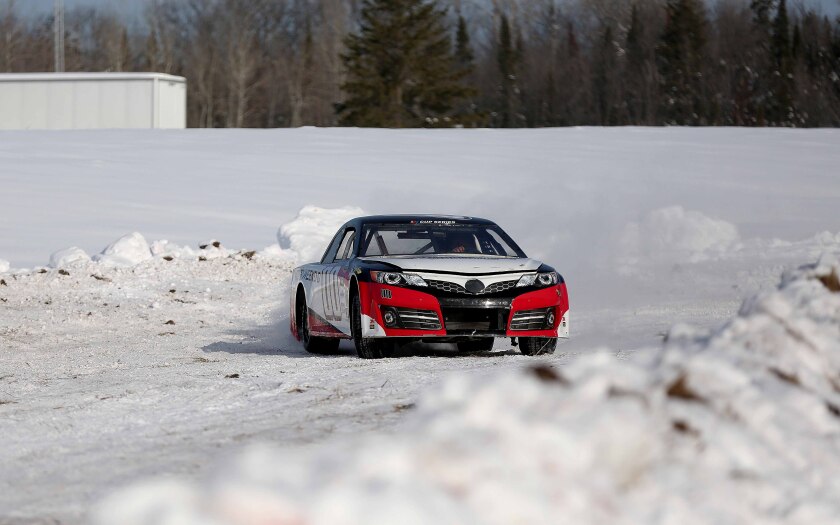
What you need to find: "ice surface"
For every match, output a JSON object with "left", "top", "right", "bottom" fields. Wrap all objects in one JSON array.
[
  {"left": 0, "top": 259, "right": 8, "bottom": 273},
  {"left": 91, "top": 260, "right": 840, "bottom": 525}
]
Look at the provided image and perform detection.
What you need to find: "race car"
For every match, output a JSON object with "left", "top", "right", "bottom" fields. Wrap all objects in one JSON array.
[{"left": 289, "top": 215, "right": 569, "bottom": 359}]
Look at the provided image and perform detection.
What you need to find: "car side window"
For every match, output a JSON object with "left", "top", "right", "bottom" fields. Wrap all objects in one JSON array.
[
  {"left": 320, "top": 230, "right": 345, "bottom": 264},
  {"left": 335, "top": 230, "right": 356, "bottom": 261}
]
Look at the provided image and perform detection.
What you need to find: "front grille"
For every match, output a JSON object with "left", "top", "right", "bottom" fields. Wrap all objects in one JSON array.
[
  {"left": 510, "top": 308, "right": 552, "bottom": 331},
  {"left": 442, "top": 308, "right": 509, "bottom": 334},
  {"left": 427, "top": 279, "right": 518, "bottom": 296},
  {"left": 394, "top": 308, "right": 442, "bottom": 330}
]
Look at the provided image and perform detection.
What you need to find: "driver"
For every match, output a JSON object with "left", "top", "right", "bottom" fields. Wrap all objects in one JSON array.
[{"left": 447, "top": 232, "right": 476, "bottom": 254}]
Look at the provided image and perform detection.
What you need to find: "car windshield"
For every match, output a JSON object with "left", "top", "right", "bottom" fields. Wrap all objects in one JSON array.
[{"left": 360, "top": 223, "right": 525, "bottom": 257}]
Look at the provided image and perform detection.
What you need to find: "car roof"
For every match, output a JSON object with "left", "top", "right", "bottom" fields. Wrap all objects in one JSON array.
[{"left": 353, "top": 215, "right": 497, "bottom": 226}]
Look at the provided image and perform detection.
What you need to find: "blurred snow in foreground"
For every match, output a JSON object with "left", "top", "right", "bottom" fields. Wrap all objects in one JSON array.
[{"left": 93, "top": 257, "right": 840, "bottom": 525}]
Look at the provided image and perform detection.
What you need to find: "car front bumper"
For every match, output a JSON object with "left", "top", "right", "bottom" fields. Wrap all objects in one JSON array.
[{"left": 358, "top": 281, "right": 570, "bottom": 339}]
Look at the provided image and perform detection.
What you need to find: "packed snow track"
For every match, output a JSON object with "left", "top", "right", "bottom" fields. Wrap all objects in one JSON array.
[{"left": 1, "top": 127, "right": 840, "bottom": 523}]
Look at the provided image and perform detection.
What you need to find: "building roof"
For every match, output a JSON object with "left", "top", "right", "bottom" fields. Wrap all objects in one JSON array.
[{"left": 0, "top": 72, "right": 186, "bottom": 83}]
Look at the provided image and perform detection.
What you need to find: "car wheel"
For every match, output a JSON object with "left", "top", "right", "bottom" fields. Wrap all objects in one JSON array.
[
  {"left": 518, "top": 337, "right": 557, "bottom": 356},
  {"left": 457, "top": 338, "right": 495, "bottom": 353},
  {"left": 298, "top": 294, "right": 340, "bottom": 354},
  {"left": 351, "top": 294, "right": 392, "bottom": 359}
]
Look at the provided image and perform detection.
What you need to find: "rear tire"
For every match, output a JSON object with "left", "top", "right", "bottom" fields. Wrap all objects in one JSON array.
[
  {"left": 457, "top": 338, "right": 495, "bottom": 353},
  {"left": 297, "top": 293, "right": 340, "bottom": 354},
  {"left": 351, "top": 294, "right": 392, "bottom": 359},
  {"left": 518, "top": 337, "right": 557, "bottom": 356}
]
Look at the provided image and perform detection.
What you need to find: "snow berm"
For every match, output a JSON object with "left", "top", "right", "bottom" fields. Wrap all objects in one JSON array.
[{"left": 93, "top": 256, "right": 840, "bottom": 525}]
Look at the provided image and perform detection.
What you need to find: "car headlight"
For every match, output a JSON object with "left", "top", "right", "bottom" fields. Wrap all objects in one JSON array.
[
  {"left": 371, "top": 271, "right": 428, "bottom": 287},
  {"left": 516, "top": 272, "right": 558, "bottom": 288}
]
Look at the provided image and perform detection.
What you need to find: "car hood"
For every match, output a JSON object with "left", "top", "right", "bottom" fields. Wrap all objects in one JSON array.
[{"left": 361, "top": 256, "right": 542, "bottom": 275}]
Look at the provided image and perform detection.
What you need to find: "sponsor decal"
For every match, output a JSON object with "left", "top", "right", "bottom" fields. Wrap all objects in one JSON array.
[
  {"left": 381, "top": 289, "right": 392, "bottom": 299},
  {"left": 417, "top": 220, "right": 456, "bottom": 225}
]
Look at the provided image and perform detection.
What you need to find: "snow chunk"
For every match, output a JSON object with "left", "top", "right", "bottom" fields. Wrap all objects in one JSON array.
[
  {"left": 95, "top": 233, "right": 152, "bottom": 267},
  {"left": 264, "top": 205, "right": 366, "bottom": 263},
  {"left": 150, "top": 240, "right": 197, "bottom": 259},
  {"left": 621, "top": 206, "right": 740, "bottom": 265},
  {"left": 49, "top": 247, "right": 91, "bottom": 268},
  {"left": 94, "top": 258, "right": 840, "bottom": 524},
  {"left": 0, "top": 259, "right": 9, "bottom": 273}
]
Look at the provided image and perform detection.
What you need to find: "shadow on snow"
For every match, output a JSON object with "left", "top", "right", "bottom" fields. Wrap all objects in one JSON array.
[{"left": 202, "top": 307, "right": 522, "bottom": 359}]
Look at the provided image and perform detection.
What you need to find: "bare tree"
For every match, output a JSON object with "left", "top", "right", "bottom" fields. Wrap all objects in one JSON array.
[{"left": 0, "top": 0, "right": 22, "bottom": 72}]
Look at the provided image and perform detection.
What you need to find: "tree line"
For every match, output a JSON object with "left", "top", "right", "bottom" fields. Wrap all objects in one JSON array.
[{"left": 0, "top": 0, "right": 839, "bottom": 128}]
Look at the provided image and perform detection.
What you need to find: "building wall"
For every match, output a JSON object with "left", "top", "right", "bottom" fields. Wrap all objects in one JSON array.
[
  {"left": 0, "top": 73, "right": 187, "bottom": 130},
  {"left": 157, "top": 78, "right": 188, "bottom": 129}
]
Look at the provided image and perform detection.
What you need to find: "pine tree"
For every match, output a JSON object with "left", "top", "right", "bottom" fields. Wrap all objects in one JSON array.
[
  {"left": 496, "top": 14, "right": 520, "bottom": 127},
  {"left": 624, "top": 5, "right": 647, "bottom": 124},
  {"left": 338, "top": 0, "right": 473, "bottom": 128},
  {"left": 657, "top": 0, "right": 708, "bottom": 125},
  {"left": 750, "top": 0, "right": 774, "bottom": 31},
  {"left": 749, "top": 0, "right": 776, "bottom": 125},
  {"left": 455, "top": 15, "right": 473, "bottom": 69},
  {"left": 593, "top": 24, "right": 617, "bottom": 125},
  {"left": 769, "top": 0, "right": 795, "bottom": 125}
]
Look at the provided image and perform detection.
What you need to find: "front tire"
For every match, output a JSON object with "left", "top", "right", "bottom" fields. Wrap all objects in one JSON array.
[
  {"left": 518, "top": 337, "right": 557, "bottom": 356},
  {"left": 297, "top": 294, "right": 340, "bottom": 354},
  {"left": 351, "top": 294, "right": 392, "bottom": 359}
]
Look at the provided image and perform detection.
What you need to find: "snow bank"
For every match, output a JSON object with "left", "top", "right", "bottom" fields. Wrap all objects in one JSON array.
[
  {"left": 621, "top": 206, "right": 740, "bottom": 265},
  {"left": 94, "top": 258, "right": 840, "bottom": 524},
  {"left": 48, "top": 247, "right": 91, "bottom": 268},
  {"left": 262, "top": 205, "right": 366, "bottom": 263},
  {"left": 95, "top": 233, "right": 153, "bottom": 267},
  {"left": 0, "top": 258, "right": 9, "bottom": 273}
]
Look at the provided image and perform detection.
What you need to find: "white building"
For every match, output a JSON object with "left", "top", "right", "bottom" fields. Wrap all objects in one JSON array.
[{"left": 0, "top": 73, "right": 187, "bottom": 130}]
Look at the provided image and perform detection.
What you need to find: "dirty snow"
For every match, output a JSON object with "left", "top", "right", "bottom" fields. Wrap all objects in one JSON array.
[
  {"left": 1, "top": 128, "right": 840, "bottom": 523},
  {"left": 92, "top": 258, "right": 840, "bottom": 525}
]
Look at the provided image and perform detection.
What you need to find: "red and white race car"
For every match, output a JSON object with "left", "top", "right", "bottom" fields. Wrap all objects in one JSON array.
[{"left": 289, "top": 215, "right": 569, "bottom": 358}]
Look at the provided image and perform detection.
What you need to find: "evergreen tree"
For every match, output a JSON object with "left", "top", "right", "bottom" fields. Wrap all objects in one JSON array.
[
  {"left": 750, "top": 0, "right": 777, "bottom": 124},
  {"left": 496, "top": 14, "right": 520, "bottom": 127},
  {"left": 453, "top": 14, "right": 483, "bottom": 126},
  {"left": 657, "top": 0, "right": 708, "bottom": 125},
  {"left": 338, "top": 0, "right": 473, "bottom": 128},
  {"left": 455, "top": 15, "right": 473, "bottom": 69},
  {"left": 593, "top": 24, "right": 617, "bottom": 125},
  {"left": 624, "top": 5, "right": 647, "bottom": 124},
  {"left": 750, "top": 0, "right": 775, "bottom": 31},
  {"left": 769, "top": 0, "right": 795, "bottom": 124}
]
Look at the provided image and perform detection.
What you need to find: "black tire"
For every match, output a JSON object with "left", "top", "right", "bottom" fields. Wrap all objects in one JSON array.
[
  {"left": 351, "top": 294, "right": 392, "bottom": 359},
  {"left": 518, "top": 337, "right": 557, "bottom": 356},
  {"left": 297, "top": 293, "right": 340, "bottom": 354},
  {"left": 457, "top": 338, "right": 495, "bottom": 353}
]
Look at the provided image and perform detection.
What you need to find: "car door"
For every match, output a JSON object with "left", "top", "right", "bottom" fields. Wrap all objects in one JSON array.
[
  {"left": 320, "top": 227, "right": 356, "bottom": 335},
  {"left": 306, "top": 229, "right": 344, "bottom": 329}
]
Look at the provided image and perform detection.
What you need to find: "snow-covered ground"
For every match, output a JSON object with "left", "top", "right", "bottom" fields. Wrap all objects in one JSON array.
[{"left": 1, "top": 128, "right": 840, "bottom": 523}]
